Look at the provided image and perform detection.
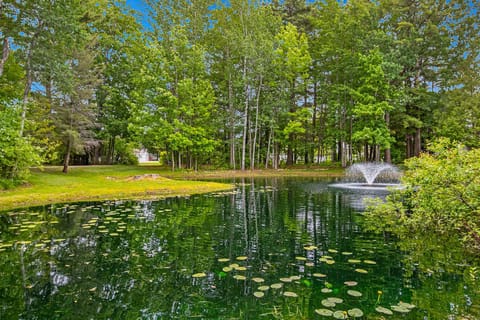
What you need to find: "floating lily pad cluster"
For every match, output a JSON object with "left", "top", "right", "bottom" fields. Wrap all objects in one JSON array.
[
  {"left": 0, "top": 202, "right": 152, "bottom": 254},
  {"left": 189, "top": 246, "right": 418, "bottom": 318}
]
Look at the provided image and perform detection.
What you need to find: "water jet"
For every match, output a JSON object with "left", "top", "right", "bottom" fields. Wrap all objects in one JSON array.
[{"left": 330, "top": 162, "right": 402, "bottom": 191}]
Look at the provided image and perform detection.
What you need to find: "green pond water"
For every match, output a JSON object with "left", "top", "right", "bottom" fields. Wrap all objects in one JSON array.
[{"left": 0, "top": 178, "right": 478, "bottom": 319}]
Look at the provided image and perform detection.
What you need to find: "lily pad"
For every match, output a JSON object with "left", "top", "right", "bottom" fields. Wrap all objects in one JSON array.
[
  {"left": 280, "top": 277, "right": 292, "bottom": 283},
  {"left": 327, "top": 297, "right": 343, "bottom": 304},
  {"left": 258, "top": 285, "right": 270, "bottom": 291},
  {"left": 341, "top": 251, "right": 353, "bottom": 255},
  {"left": 347, "top": 308, "right": 364, "bottom": 318},
  {"left": 321, "top": 288, "right": 333, "bottom": 293},
  {"left": 233, "top": 275, "right": 246, "bottom": 280},
  {"left": 375, "top": 306, "right": 393, "bottom": 315},
  {"left": 218, "top": 258, "right": 230, "bottom": 262},
  {"left": 304, "top": 245, "right": 318, "bottom": 251},
  {"left": 222, "top": 266, "right": 233, "bottom": 272},
  {"left": 333, "top": 310, "right": 347, "bottom": 319},
  {"left": 363, "top": 260, "right": 377, "bottom": 265},
  {"left": 283, "top": 291, "right": 298, "bottom": 298},
  {"left": 295, "top": 256, "right": 307, "bottom": 261},
  {"left": 253, "top": 291, "right": 265, "bottom": 298},
  {"left": 326, "top": 260, "right": 336, "bottom": 265},
  {"left": 313, "top": 273, "right": 327, "bottom": 278},
  {"left": 192, "top": 272, "right": 207, "bottom": 278},
  {"left": 305, "top": 262, "right": 315, "bottom": 267},
  {"left": 321, "top": 299, "right": 336, "bottom": 307},
  {"left": 348, "top": 259, "right": 362, "bottom": 264},
  {"left": 344, "top": 281, "right": 358, "bottom": 286},
  {"left": 270, "top": 283, "right": 283, "bottom": 289},
  {"left": 315, "top": 309, "right": 334, "bottom": 316},
  {"left": 354, "top": 268, "right": 368, "bottom": 274},
  {"left": 229, "top": 263, "right": 240, "bottom": 269},
  {"left": 347, "top": 290, "right": 362, "bottom": 297},
  {"left": 328, "top": 249, "right": 338, "bottom": 254},
  {"left": 235, "top": 266, "right": 247, "bottom": 271},
  {"left": 391, "top": 305, "right": 411, "bottom": 313},
  {"left": 236, "top": 256, "right": 248, "bottom": 261},
  {"left": 398, "top": 302, "right": 416, "bottom": 309},
  {"left": 252, "top": 277, "right": 265, "bottom": 283},
  {"left": 289, "top": 275, "right": 301, "bottom": 281}
]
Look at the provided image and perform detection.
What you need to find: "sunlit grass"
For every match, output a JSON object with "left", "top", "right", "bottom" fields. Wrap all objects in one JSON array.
[
  {"left": 0, "top": 166, "right": 233, "bottom": 211},
  {"left": 0, "top": 165, "right": 344, "bottom": 211}
]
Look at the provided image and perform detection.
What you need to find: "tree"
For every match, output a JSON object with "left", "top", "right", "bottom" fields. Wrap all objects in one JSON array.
[
  {"left": 95, "top": 0, "right": 145, "bottom": 164},
  {"left": 350, "top": 49, "right": 395, "bottom": 161},
  {"left": 273, "top": 22, "right": 311, "bottom": 165},
  {"left": 379, "top": 0, "right": 479, "bottom": 159},
  {"left": 55, "top": 46, "right": 101, "bottom": 173}
]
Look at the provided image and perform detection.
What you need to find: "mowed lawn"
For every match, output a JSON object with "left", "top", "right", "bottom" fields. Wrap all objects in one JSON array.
[{"left": 0, "top": 166, "right": 233, "bottom": 211}]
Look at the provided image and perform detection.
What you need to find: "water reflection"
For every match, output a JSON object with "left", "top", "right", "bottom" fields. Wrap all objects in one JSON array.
[{"left": 0, "top": 178, "right": 478, "bottom": 319}]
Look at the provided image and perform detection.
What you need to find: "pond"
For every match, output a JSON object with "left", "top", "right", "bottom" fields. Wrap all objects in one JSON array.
[{"left": 0, "top": 178, "right": 478, "bottom": 319}]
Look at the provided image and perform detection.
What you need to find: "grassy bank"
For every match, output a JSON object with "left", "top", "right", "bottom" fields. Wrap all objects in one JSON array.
[{"left": 0, "top": 165, "right": 344, "bottom": 211}]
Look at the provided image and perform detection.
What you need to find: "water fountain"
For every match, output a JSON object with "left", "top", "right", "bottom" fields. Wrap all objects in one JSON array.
[{"left": 330, "top": 162, "right": 402, "bottom": 191}]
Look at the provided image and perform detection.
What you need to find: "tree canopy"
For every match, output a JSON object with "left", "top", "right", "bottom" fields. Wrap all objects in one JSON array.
[{"left": 0, "top": 0, "right": 479, "bottom": 181}]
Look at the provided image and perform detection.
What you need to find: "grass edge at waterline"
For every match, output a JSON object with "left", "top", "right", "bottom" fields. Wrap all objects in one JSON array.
[
  {"left": 0, "top": 166, "right": 234, "bottom": 211},
  {"left": 0, "top": 165, "right": 344, "bottom": 211}
]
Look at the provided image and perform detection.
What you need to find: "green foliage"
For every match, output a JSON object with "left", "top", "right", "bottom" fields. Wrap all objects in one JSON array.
[
  {"left": 0, "top": 107, "right": 41, "bottom": 184},
  {"left": 1, "top": 0, "right": 479, "bottom": 171},
  {"left": 111, "top": 138, "right": 139, "bottom": 165},
  {"left": 364, "top": 138, "right": 480, "bottom": 252}
]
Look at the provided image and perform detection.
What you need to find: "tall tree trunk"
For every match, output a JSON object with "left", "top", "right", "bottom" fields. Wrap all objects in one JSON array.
[
  {"left": 107, "top": 136, "right": 115, "bottom": 165},
  {"left": 20, "top": 70, "right": 32, "bottom": 137},
  {"left": 63, "top": 139, "right": 72, "bottom": 173},
  {"left": 20, "top": 24, "right": 42, "bottom": 137},
  {"left": 384, "top": 112, "right": 392, "bottom": 163},
  {"left": 265, "top": 126, "right": 272, "bottom": 169},
  {"left": 341, "top": 140, "right": 347, "bottom": 168},
  {"left": 251, "top": 76, "right": 262, "bottom": 170},
  {"left": 0, "top": 37, "right": 10, "bottom": 77},
  {"left": 286, "top": 80, "right": 296, "bottom": 166},
  {"left": 414, "top": 128, "right": 422, "bottom": 156},
  {"left": 228, "top": 73, "right": 236, "bottom": 170},
  {"left": 241, "top": 57, "right": 248, "bottom": 171}
]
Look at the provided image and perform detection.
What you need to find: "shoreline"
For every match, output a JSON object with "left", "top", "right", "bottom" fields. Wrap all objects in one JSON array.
[{"left": 0, "top": 165, "right": 344, "bottom": 211}]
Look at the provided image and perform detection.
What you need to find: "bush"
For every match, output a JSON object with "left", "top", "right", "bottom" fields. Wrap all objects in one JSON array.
[
  {"left": 114, "top": 138, "right": 139, "bottom": 165},
  {"left": 0, "top": 107, "right": 41, "bottom": 182},
  {"left": 364, "top": 138, "right": 480, "bottom": 252}
]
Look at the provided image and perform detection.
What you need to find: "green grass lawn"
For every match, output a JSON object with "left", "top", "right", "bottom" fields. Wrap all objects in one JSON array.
[{"left": 0, "top": 165, "right": 344, "bottom": 211}]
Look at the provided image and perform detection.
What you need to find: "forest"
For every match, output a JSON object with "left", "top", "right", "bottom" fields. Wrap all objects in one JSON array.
[{"left": 0, "top": 0, "right": 479, "bottom": 181}]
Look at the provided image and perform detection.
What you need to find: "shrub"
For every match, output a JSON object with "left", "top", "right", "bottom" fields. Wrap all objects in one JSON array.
[
  {"left": 0, "top": 107, "right": 41, "bottom": 183},
  {"left": 364, "top": 138, "right": 480, "bottom": 252}
]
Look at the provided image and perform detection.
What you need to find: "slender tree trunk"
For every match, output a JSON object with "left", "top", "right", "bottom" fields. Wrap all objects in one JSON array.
[
  {"left": 251, "top": 76, "right": 262, "bottom": 171},
  {"left": 241, "top": 57, "right": 248, "bottom": 171},
  {"left": 171, "top": 151, "right": 175, "bottom": 171},
  {"left": 228, "top": 73, "right": 236, "bottom": 170},
  {"left": 107, "top": 136, "right": 116, "bottom": 164},
  {"left": 20, "top": 72, "right": 32, "bottom": 137},
  {"left": 414, "top": 128, "right": 421, "bottom": 156},
  {"left": 341, "top": 140, "right": 347, "bottom": 168},
  {"left": 63, "top": 139, "right": 72, "bottom": 173},
  {"left": 384, "top": 112, "right": 391, "bottom": 163},
  {"left": 0, "top": 37, "right": 10, "bottom": 77},
  {"left": 265, "top": 126, "right": 272, "bottom": 169},
  {"left": 20, "top": 25, "right": 42, "bottom": 137}
]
